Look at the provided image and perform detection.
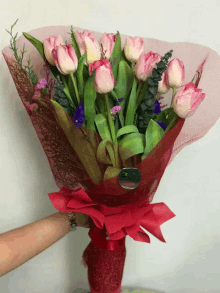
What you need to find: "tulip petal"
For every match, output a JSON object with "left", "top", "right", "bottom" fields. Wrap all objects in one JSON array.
[
  {"left": 84, "top": 37, "right": 101, "bottom": 64},
  {"left": 57, "top": 45, "right": 77, "bottom": 75},
  {"left": 95, "top": 65, "right": 114, "bottom": 94}
]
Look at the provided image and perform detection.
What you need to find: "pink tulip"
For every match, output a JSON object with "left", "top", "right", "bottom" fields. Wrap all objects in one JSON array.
[
  {"left": 124, "top": 36, "right": 144, "bottom": 63},
  {"left": 158, "top": 70, "right": 170, "bottom": 94},
  {"left": 134, "top": 51, "right": 162, "bottom": 81},
  {"left": 43, "top": 35, "right": 65, "bottom": 66},
  {"left": 89, "top": 59, "right": 114, "bottom": 94},
  {"left": 100, "top": 33, "right": 117, "bottom": 60},
  {"left": 84, "top": 37, "right": 101, "bottom": 64},
  {"left": 167, "top": 58, "right": 185, "bottom": 88},
  {"left": 52, "top": 44, "right": 78, "bottom": 75},
  {"left": 172, "top": 82, "right": 205, "bottom": 118},
  {"left": 75, "top": 30, "right": 95, "bottom": 56}
]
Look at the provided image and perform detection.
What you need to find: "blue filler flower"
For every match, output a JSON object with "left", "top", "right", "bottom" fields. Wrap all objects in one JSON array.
[
  {"left": 156, "top": 121, "right": 167, "bottom": 131},
  {"left": 153, "top": 100, "right": 161, "bottom": 114},
  {"left": 72, "top": 101, "right": 85, "bottom": 127},
  {"left": 116, "top": 98, "right": 124, "bottom": 105}
]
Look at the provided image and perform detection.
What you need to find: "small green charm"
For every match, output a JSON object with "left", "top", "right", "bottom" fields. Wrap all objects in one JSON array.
[{"left": 119, "top": 168, "right": 141, "bottom": 190}]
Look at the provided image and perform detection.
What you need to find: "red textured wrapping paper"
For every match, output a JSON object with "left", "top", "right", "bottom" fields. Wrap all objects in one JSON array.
[{"left": 2, "top": 25, "right": 220, "bottom": 293}]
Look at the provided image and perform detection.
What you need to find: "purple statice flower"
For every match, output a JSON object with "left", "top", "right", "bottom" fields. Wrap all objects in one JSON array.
[
  {"left": 156, "top": 121, "right": 167, "bottom": 131},
  {"left": 35, "top": 78, "right": 48, "bottom": 90},
  {"left": 72, "top": 101, "right": 85, "bottom": 127},
  {"left": 29, "top": 103, "right": 38, "bottom": 112},
  {"left": 32, "top": 90, "right": 41, "bottom": 100},
  {"left": 110, "top": 105, "right": 121, "bottom": 114},
  {"left": 110, "top": 105, "right": 121, "bottom": 120}
]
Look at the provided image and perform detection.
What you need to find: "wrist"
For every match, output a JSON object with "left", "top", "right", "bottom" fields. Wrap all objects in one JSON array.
[{"left": 58, "top": 212, "right": 78, "bottom": 231}]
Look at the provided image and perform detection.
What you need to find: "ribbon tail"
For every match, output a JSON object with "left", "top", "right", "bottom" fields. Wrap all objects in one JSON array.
[{"left": 141, "top": 203, "right": 175, "bottom": 242}]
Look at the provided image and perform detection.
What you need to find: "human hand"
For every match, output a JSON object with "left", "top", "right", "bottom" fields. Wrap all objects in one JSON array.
[{"left": 74, "top": 212, "right": 94, "bottom": 228}]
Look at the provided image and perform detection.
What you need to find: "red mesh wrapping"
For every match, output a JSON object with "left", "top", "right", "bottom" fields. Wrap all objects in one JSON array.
[
  {"left": 83, "top": 241, "right": 126, "bottom": 292},
  {"left": 3, "top": 54, "right": 93, "bottom": 190},
  {"left": 3, "top": 53, "right": 184, "bottom": 293},
  {"left": 86, "top": 117, "right": 185, "bottom": 208}
]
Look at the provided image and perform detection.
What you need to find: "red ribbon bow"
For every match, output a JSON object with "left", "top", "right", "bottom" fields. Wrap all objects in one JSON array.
[
  {"left": 100, "top": 202, "right": 175, "bottom": 243},
  {"left": 48, "top": 187, "right": 175, "bottom": 247},
  {"left": 48, "top": 187, "right": 104, "bottom": 229}
]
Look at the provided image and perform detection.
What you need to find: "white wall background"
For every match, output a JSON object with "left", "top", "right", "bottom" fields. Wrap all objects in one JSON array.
[{"left": 0, "top": 0, "right": 220, "bottom": 293}]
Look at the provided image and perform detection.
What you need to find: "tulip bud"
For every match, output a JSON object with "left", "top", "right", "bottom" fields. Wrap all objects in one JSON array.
[
  {"left": 167, "top": 58, "right": 185, "bottom": 88},
  {"left": 134, "top": 51, "right": 162, "bottom": 81},
  {"left": 75, "top": 30, "right": 95, "bottom": 56},
  {"left": 158, "top": 70, "right": 170, "bottom": 94},
  {"left": 84, "top": 37, "right": 101, "bottom": 64},
  {"left": 100, "top": 33, "right": 116, "bottom": 60},
  {"left": 124, "top": 36, "right": 144, "bottom": 63},
  {"left": 43, "top": 35, "right": 65, "bottom": 66},
  {"left": 52, "top": 44, "right": 78, "bottom": 75},
  {"left": 172, "top": 82, "right": 205, "bottom": 118},
  {"left": 89, "top": 59, "right": 114, "bottom": 94}
]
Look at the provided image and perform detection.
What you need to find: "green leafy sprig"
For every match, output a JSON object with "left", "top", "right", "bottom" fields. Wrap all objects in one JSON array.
[
  {"left": 136, "top": 49, "right": 173, "bottom": 134},
  {"left": 6, "top": 19, "right": 38, "bottom": 86},
  {"left": 53, "top": 75, "right": 75, "bottom": 116}
]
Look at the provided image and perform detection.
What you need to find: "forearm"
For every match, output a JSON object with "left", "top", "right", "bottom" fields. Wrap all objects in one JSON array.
[{"left": 0, "top": 212, "right": 71, "bottom": 277}]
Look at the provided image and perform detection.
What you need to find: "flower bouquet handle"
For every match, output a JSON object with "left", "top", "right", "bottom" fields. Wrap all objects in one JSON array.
[{"left": 3, "top": 21, "right": 208, "bottom": 293}]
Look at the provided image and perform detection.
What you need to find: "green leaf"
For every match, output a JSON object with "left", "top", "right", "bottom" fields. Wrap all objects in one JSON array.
[
  {"left": 97, "top": 139, "right": 116, "bottom": 166},
  {"left": 154, "top": 108, "right": 170, "bottom": 122},
  {"left": 116, "top": 125, "right": 139, "bottom": 140},
  {"left": 84, "top": 73, "right": 96, "bottom": 131},
  {"left": 125, "top": 77, "right": 137, "bottom": 126},
  {"left": 154, "top": 107, "right": 176, "bottom": 126},
  {"left": 69, "top": 27, "right": 81, "bottom": 61},
  {"left": 119, "top": 132, "right": 145, "bottom": 162},
  {"left": 121, "top": 49, "right": 132, "bottom": 66},
  {"left": 23, "top": 32, "right": 45, "bottom": 59},
  {"left": 103, "top": 166, "right": 121, "bottom": 181},
  {"left": 77, "top": 53, "right": 86, "bottom": 99},
  {"left": 111, "top": 60, "right": 134, "bottom": 128},
  {"left": 94, "top": 114, "right": 112, "bottom": 141},
  {"left": 50, "top": 100, "right": 75, "bottom": 135},
  {"left": 110, "top": 89, "right": 124, "bottom": 128},
  {"left": 114, "top": 60, "right": 134, "bottom": 99},
  {"left": 110, "top": 31, "right": 121, "bottom": 80},
  {"left": 23, "top": 32, "right": 60, "bottom": 80},
  {"left": 50, "top": 99, "right": 103, "bottom": 184},
  {"left": 114, "top": 115, "right": 120, "bottom": 133},
  {"left": 142, "top": 119, "right": 165, "bottom": 160}
]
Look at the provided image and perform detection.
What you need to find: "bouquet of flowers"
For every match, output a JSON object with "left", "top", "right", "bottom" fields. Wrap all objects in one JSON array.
[{"left": 2, "top": 20, "right": 220, "bottom": 293}]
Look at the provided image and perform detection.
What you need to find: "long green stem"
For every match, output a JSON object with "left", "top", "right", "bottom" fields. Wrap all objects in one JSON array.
[
  {"left": 104, "top": 93, "right": 120, "bottom": 169},
  {"left": 70, "top": 72, "right": 80, "bottom": 106},
  {"left": 60, "top": 75, "right": 75, "bottom": 108},
  {"left": 164, "top": 115, "right": 178, "bottom": 134},
  {"left": 105, "top": 93, "right": 116, "bottom": 142},
  {"left": 135, "top": 81, "right": 148, "bottom": 110},
  {"left": 131, "top": 62, "right": 135, "bottom": 70},
  {"left": 61, "top": 75, "right": 69, "bottom": 91},
  {"left": 136, "top": 82, "right": 143, "bottom": 100},
  {"left": 170, "top": 87, "right": 176, "bottom": 107}
]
